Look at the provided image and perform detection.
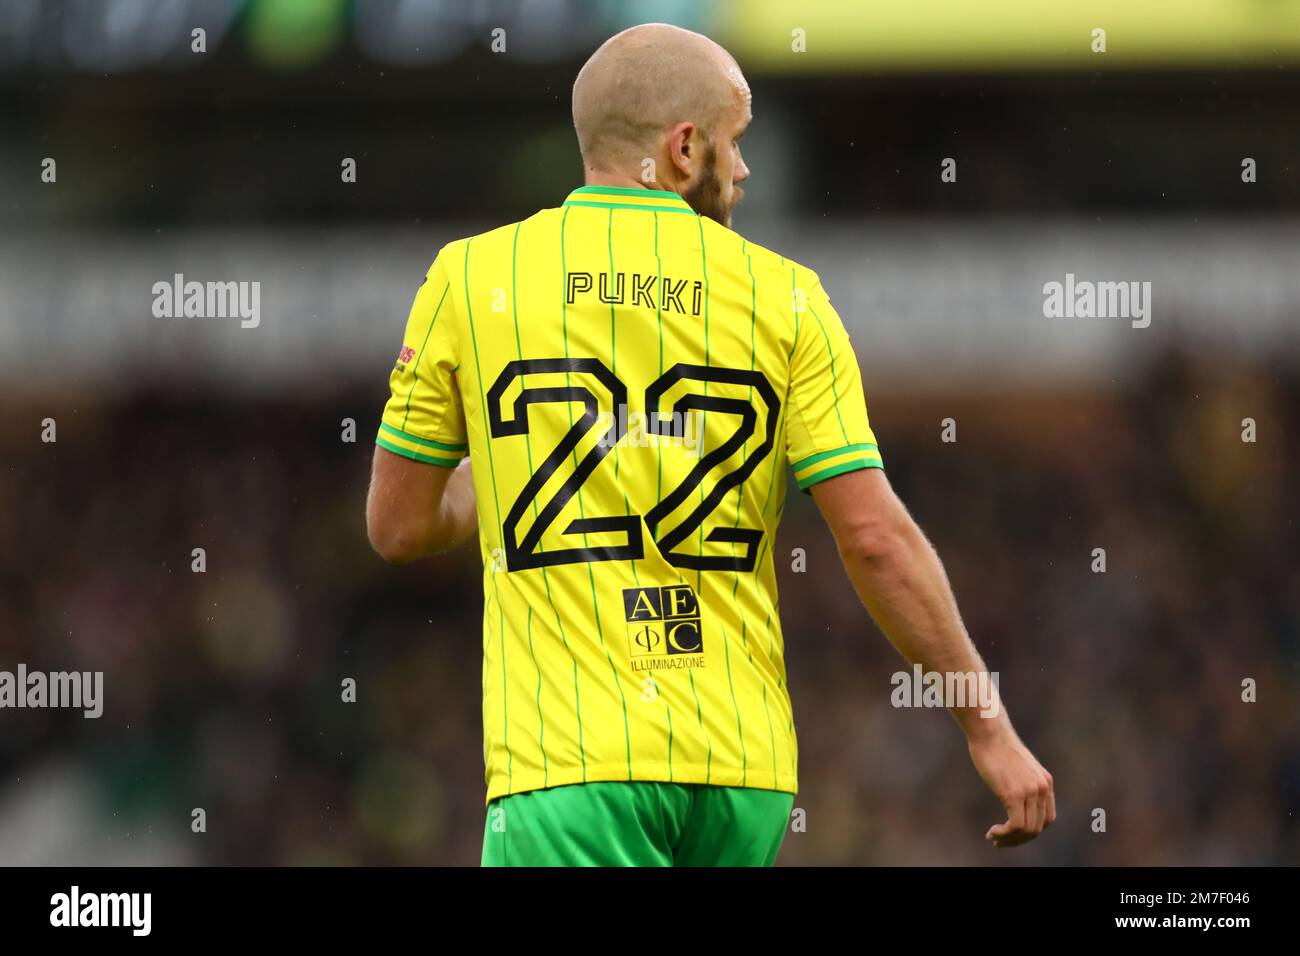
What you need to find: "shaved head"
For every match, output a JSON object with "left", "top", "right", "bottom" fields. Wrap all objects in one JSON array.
[{"left": 573, "top": 23, "right": 752, "bottom": 221}]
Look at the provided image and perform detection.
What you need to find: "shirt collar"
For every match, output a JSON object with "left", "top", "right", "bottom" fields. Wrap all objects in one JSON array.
[{"left": 562, "top": 185, "right": 697, "bottom": 215}]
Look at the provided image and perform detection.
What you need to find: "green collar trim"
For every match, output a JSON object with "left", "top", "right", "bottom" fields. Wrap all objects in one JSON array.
[{"left": 562, "top": 185, "right": 697, "bottom": 214}]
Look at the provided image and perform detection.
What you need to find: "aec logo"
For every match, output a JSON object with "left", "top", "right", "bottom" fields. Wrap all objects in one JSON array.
[{"left": 623, "top": 585, "right": 703, "bottom": 661}]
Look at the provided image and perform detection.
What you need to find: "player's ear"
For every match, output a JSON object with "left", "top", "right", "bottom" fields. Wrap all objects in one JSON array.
[{"left": 667, "top": 121, "right": 697, "bottom": 179}]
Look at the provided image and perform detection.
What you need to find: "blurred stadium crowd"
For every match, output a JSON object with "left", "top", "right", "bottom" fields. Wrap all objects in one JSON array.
[{"left": 2, "top": 346, "right": 1295, "bottom": 865}]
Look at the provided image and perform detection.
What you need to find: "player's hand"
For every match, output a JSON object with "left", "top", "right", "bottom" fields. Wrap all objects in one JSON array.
[{"left": 967, "top": 726, "right": 1055, "bottom": 847}]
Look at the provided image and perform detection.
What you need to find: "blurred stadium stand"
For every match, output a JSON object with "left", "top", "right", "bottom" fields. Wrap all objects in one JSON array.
[{"left": 0, "top": 0, "right": 1297, "bottom": 864}]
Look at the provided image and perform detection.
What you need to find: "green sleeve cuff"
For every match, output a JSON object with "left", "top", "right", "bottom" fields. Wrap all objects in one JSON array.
[
  {"left": 792, "top": 442, "right": 884, "bottom": 493},
  {"left": 376, "top": 422, "right": 467, "bottom": 467}
]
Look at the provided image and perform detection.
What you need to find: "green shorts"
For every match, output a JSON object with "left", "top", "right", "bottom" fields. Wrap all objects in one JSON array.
[{"left": 481, "top": 781, "right": 795, "bottom": 867}]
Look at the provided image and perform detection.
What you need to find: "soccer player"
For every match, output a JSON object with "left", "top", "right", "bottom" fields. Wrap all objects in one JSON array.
[{"left": 367, "top": 23, "right": 1054, "bottom": 866}]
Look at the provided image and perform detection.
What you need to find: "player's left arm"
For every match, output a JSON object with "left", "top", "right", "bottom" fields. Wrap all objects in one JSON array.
[
  {"left": 366, "top": 247, "right": 479, "bottom": 563},
  {"left": 791, "top": 271, "right": 1054, "bottom": 847}
]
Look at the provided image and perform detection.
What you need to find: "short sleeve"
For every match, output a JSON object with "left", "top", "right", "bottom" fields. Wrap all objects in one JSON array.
[
  {"left": 785, "top": 274, "right": 883, "bottom": 493},
  {"left": 375, "top": 250, "right": 469, "bottom": 467}
]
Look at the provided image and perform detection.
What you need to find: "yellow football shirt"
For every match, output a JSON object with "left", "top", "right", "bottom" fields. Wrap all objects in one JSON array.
[{"left": 376, "top": 185, "right": 883, "bottom": 804}]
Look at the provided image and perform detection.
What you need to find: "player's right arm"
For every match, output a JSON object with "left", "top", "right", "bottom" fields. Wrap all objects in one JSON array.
[
  {"left": 788, "top": 269, "right": 1054, "bottom": 848},
  {"left": 367, "top": 247, "right": 479, "bottom": 564},
  {"left": 368, "top": 450, "right": 477, "bottom": 563}
]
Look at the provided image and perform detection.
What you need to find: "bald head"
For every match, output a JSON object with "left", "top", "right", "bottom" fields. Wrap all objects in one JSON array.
[{"left": 573, "top": 23, "right": 750, "bottom": 175}]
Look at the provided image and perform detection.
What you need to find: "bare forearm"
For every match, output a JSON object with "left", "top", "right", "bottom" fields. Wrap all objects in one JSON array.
[
  {"left": 813, "top": 469, "right": 1052, "bottom": 844},
  {"left": 838, "top": 521, "right": 1006, "bottom": 741}
]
